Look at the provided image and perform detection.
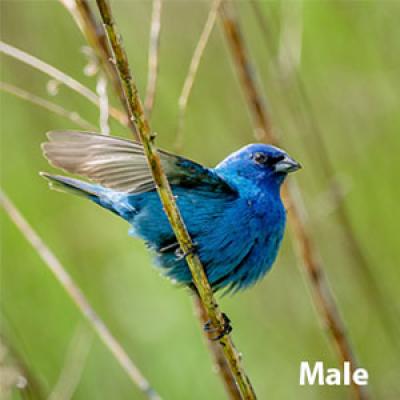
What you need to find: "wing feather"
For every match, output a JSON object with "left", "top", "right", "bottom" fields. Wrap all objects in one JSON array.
[{"left": 42, "top": 131, "right": 235, "bottom": 195}]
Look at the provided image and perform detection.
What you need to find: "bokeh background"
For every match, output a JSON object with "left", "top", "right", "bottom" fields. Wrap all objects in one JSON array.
[{"left": 1, "top": 1, "right": 399, "bottom": 399}]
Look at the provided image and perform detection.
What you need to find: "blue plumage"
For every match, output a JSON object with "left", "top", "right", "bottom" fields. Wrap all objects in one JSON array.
[{"left": 41, "top": 131, "right": 300, "bottom": 293}]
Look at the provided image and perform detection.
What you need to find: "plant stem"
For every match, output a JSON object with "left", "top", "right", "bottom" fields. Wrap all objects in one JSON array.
[
  {"left": 219, "top": 4, "right": 274, "bottom": 142},
  {"left": 0, "top": 189, "right": 162, "bottom": 400},
  {"left": 48, "top": 324, "right": 93, "bottom": 400},
  {"left": 95, "top": 0, "right": 257, "bottom": 398},
  {"left": 144, "top": 0, "right": 162, "bottom": 117},
  {"left": 59, "top": 0, "right": 137, "bottom": 136},
  {"left": 219, "top": 2, "right": 367, "bottom": 399},
  {"left": 251, "top": 0, "right": 399, "bottom": 346},
  {"left": 0, "top": 41, "right": 127, "bottom": 128},
  {"left": 175, "top": 0, "right": 222, "bottom": 150},
  {"left": 0, "top": 332, "right": 46, "bottom": 400},
  {"left": 96, "top": 72, "right": 110, "bottom": 134},
  {"left": 0, "top": 81, "right": 96, "bottom": 130},
  {"left": 193, "top": 295, "right": 242, "bottom": 400}
]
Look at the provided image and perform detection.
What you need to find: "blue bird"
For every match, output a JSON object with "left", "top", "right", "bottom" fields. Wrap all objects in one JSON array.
[{"left": 41, "top": 131, "right": 300, "bottom": 293}]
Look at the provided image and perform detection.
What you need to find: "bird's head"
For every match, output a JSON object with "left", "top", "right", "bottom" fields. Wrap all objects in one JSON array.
[{"left": 216, "top": 143, "right": 301, "bottom": 191}]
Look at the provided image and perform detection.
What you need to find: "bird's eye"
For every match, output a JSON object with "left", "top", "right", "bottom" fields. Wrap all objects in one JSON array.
[{"left": 252, "top": 152, "right": 268, "bottom": 164}]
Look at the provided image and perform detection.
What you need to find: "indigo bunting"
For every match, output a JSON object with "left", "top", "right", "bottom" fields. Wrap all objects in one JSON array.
[{"left": 41, "top": 131, "right": 300, "bottom": 293}]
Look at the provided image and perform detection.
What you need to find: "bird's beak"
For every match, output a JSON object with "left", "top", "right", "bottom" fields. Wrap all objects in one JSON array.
[{"left": 274, "top": 155, "right": 302, "bottom": 173}]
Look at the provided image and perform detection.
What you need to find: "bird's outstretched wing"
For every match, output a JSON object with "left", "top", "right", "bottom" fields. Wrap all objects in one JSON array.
[{"left": 42, "top": 131, "right": 235, "bottom": 194}]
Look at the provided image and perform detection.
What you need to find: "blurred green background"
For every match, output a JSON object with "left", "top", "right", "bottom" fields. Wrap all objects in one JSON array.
[{"left": 1, "top": 1, "right": 399, "bottom": 399}]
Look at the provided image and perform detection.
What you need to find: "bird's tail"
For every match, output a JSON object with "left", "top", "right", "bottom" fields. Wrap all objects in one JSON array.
[
  {"left": 40, "top": 173, "right": 135, "bottom": 220},
  {"left": 40, "top": 172, "right": 102, "bottom": 198}
]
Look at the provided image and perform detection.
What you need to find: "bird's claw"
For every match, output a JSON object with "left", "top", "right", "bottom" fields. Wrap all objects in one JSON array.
[
  {"left": 204, "top": 313, "right": 232, "bottom": 341},
  {"left": 175, "top": 242, "right": 198, "bottom": 260},
  {"left": 150, "top": 131, "right": 157, "bottom": 142}
]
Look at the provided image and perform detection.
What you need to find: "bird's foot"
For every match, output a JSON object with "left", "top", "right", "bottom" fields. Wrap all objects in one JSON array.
[
  {"left": 175, "top": 242, "right": 198, "bottom": 260},
  {"left": 159, "top": 241, "right": 180, "bottom": 253},
  {"left": 204, "top": 313, "right": 232, "bottom": 341}
]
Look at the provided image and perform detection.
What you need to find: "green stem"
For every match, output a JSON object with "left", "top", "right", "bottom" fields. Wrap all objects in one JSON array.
[
  {"left": 219, "top": 3, "right": 367, "bottom": 400},
  {"left": 95, "top": 0, "right": 257, "bottom": 399}
]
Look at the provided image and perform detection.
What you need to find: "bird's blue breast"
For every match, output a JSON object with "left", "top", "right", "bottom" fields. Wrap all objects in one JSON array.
[{"left": 113, "top": 182, "right": 286, "bottom": 293}]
